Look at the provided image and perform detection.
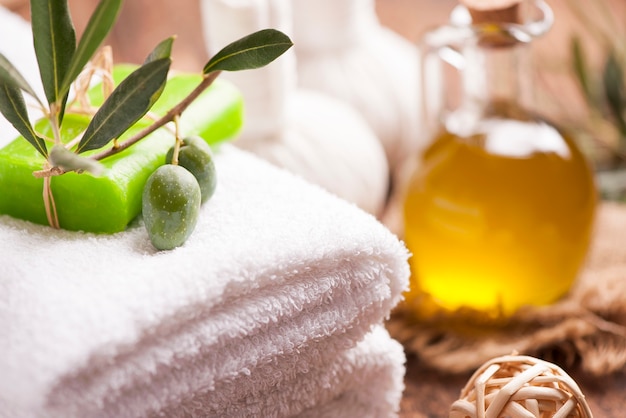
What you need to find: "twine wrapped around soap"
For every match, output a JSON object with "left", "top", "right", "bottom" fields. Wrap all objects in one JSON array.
[{"left": 450, "top": 354, "right": 593, "bottom": 418}]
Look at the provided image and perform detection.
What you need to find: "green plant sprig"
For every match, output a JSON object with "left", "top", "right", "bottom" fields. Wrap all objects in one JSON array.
[
  {"left": 568, "top": 0, "right": 626, "bottom": 161},
  {"left": 0, "top": 0, "right": 293, "bottom": 177}
]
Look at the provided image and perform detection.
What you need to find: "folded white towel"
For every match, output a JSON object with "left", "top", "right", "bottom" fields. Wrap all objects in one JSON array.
[
  {"left": 0, "top": 146, "right": 409, "bottom": 417},
  {"left": 295, "top": 326, "right": 406, "bottom": 418},
  {"left": 161, "top": 326, "right": 405, "bottom": 418}
]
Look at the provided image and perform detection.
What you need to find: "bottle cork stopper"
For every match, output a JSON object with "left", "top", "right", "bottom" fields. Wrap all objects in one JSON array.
[{"left": 460, "top": 0, "right": 522, "bottom": 24}]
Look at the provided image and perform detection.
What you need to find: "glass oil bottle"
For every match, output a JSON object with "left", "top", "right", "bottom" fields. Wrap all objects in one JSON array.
[{"left": 403, "top": 0, "right": 597, "bottom": 318}]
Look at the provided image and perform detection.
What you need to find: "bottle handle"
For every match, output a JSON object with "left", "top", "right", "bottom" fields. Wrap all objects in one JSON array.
[{"left": 418, "top": 24, "right": 475, "bottom": 139}]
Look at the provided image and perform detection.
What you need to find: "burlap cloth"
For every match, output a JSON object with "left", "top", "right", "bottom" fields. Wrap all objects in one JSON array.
[{"left": 386, "top": 202, "right": 626, "bottom": 376}]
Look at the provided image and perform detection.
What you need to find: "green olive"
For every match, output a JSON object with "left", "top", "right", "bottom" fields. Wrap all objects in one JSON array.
[
  {"left": 166, "top": 136, "right": 216, "bottom": 203},
  {"left": 142, "top": 164, "right": 201, "bottom": 250}
]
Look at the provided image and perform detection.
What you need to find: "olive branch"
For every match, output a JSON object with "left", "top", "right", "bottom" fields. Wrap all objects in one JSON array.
[{"left": 0, "top": 0, "right": 292, "bottom": 228}]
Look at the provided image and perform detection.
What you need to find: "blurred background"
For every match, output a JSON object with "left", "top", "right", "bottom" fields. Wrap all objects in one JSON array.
[
  {"left": 2, "top": 0, "right": 624, "bottom": 184},
  {"left": 5, "top": 0, "right": 625, "bottom": 199},
  {"left": 0, "top": 0, "right": 605, "bottom": 113}
]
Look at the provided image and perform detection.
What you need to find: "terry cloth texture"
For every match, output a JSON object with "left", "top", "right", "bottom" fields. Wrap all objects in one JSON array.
[{"left": 0, "top": 146, "right": 410, "bottom": 417}]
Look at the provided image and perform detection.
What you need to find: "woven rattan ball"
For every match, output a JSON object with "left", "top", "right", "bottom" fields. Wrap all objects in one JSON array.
[{"left": 449, "top": 354, "right": 593, "bottom": 418}]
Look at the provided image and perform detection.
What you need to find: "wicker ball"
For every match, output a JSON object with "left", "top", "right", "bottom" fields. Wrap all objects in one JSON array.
[{"left": 449, "top": 354, "right": 593, "bottom": 418}]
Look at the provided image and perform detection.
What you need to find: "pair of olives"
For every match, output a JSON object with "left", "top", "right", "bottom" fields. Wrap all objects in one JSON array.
[{"left": 142, "top": 136, "right": 217, "bottom": 250}]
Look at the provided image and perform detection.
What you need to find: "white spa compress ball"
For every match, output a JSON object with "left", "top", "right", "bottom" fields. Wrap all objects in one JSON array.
[
  {"left": 200, "top": 0, "right": 390, "bottom": 217},
  {"left": 291, "top": 0, "right": 422, "bottom": 185}
]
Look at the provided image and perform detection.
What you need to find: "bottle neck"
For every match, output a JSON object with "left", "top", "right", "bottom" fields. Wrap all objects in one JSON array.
[
  {"left": 441, "top": 39, "right": 534, "bottom": 137},
  {"left": 435, "top": 0, "right": 553, "bottom": 136},
  {"left": 462, "top": 41, "right": 534, "bottom": 117}
]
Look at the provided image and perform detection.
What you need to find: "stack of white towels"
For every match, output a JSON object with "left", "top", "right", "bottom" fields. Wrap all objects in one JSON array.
[
  {"left": 0, "top": 145, "right": 410, "bottom": 417},
  {"left": 0, "top": 5, "right": 410, "bottom": 417}
]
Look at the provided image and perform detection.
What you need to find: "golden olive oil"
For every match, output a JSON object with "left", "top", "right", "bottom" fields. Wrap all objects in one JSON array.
[{"left": 403, "top": 106, "right": 596, "bottom": 317}]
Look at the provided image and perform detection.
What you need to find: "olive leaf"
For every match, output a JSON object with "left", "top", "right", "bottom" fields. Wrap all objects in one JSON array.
[
  {"left": 76, "top": 58, "right": 171, "bottom": 153},
  {"left": 203, "top": 28, "right": 293, "bottom": 74},
  {"left": 571, "top": 36, "right": 593, "bottom": 105},
  {"left": 0, "top": 53, "right": 44, "bottom": 107},
  {"left": 135, "top": 37, "right": 174, "bottom": 111},
  {"left": 144, "top": 36, "right": 175, "bottom": 64},
  {"left": 0, "top": 82, "right": 47, "bottom": 157},
  {"left": 59, "top": 0, "right": 123, "bottom": 101},
  {"left": 30, "top": 0, "right": 76, "bottom": 111},
  {"left": 603, "top": 51, "right": 626, "bottom": 137},
  {"left": 49, "top": 144, "right": 104, "bottom": 175}
]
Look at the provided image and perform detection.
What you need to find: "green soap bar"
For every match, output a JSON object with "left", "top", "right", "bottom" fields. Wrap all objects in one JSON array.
[{"left": 0, "top": 65, "right": 243, "bottom": 233}]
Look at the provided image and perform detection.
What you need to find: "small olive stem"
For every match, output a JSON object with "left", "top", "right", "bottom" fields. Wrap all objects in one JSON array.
[
  {"left": 65, "top": 132, "right": 87, "bottom": 151},
  {"left": 91, "top": 70, "right": 222, "bottom": 161},
  {"left": 170, "top": 114, "right": 182, "bottom": 165},
  {"left": 49, "top": 102, "right": 63, "bottom": 146}
]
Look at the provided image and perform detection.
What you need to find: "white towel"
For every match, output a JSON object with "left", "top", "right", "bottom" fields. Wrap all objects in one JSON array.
[
  {"left": 162, "top": 326, "right": 406, "bottom": 418},
  {"left": 295, "top": 326, "right": 406, "bottom": 418},
  {"left": 0, "top": 145, "right": 409, "bottom": 417}
]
